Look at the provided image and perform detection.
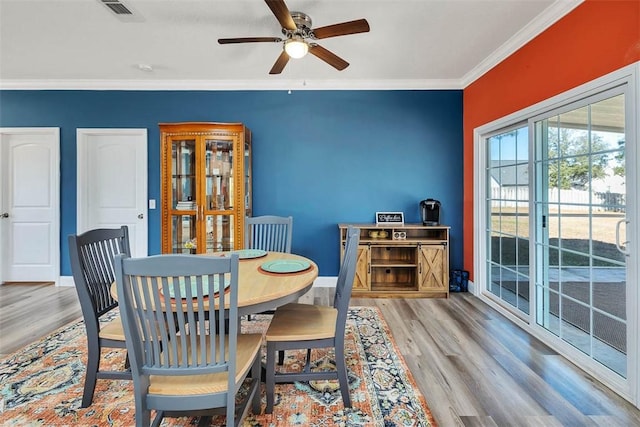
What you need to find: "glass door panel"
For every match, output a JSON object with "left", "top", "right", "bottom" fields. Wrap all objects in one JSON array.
[
  {"left": 171, "top": 139, "right": 196, "bottom": 210},
  {"left": 534, "top": 93, "right": 627, "bottom": 377},
  {"left": 171, "top": 214, "right": 197, "bottom": 254},
  {"left": 204, "top": 139, "right": 234, "bottom": 211},
  {"left": 171, "top": 139, "right": 197, "bottom": 254},
  {"left": 204, "top": 138, "right": 234, "bottom": 253},
  {"left": 485, "top": 125, "right": 530, "bottom": 316},
  {"left": 205, "top": 214, "right": 234, "bottom": 252}
]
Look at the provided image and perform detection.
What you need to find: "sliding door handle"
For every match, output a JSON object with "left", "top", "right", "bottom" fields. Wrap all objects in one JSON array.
[{"left": 615, "top": 219, "right": 630, "bottom": 256}]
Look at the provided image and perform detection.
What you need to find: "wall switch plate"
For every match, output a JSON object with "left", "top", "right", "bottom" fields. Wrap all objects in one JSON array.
[{"left": 149, "top": 199, "right": 156, "bottom": 209}]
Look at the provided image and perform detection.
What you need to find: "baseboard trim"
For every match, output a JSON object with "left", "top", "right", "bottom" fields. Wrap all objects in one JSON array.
[
  {"left": 313, "top": 276, "right": 337, "bottom": 287},
  {"left": 58, "top": 276, "right": 74, "bottom": 287}
]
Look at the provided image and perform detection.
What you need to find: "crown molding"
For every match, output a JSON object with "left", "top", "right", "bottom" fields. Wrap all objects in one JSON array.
[
  {"left": 0, "top": 78, "right": 463, "bottom": 91},
  {"left": 460, "top": 0, "right": 583, "bottom": 88}
]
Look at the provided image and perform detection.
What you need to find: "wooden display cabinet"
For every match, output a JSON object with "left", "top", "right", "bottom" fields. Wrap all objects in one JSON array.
[
  {"left": 160, "top": 122, "right": 251, "bottom": 254},
  {"left": 339, "top": 223, "right": 449, "bottom": 298}
]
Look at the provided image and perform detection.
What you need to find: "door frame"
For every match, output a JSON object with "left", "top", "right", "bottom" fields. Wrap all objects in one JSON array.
[
  {"left": 473, "top": 62, "right": 639, "bottom": 405},
  {"left": 0, "top": 127, "right": 60, "bottom": 285}
]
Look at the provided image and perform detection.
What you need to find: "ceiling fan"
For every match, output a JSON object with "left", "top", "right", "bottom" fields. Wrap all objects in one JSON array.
[{"left": 218, "top": 0, "right": 370, "bottom": 75}]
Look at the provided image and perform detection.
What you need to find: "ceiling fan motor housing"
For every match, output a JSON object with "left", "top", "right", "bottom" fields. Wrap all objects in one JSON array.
[{"left": 283, "top": 11, "right": 314, "bottom": 40}]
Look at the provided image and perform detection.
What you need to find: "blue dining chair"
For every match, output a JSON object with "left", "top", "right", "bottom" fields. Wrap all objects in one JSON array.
[
  {"left": 114, "top": 253, "right": 262, "bottom": 426},
  {"left": 245, "top": 215, "right": 293, "bottom": 320},
  {"left": 68, "top": 226, "right": 132, "bottom": 407},
  {"left": 264, "top": 226, "right": 360, "bottom": 413}
]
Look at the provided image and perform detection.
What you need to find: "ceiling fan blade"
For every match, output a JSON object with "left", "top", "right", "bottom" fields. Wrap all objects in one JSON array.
[
  {"left": 269, "top": 51, "right": 290, "bottom": 74},
  {"left": 312, "top": 19, "right": 370, "bottom": 39},
  {"left": 264, "top": 0, "right": 296, "bottom": 31},
  {"left": 218, "top": 37, "right": 282, "bottom": 44},
  {"left": 309, "top": 45, "right": 349, "bottom": 71}
]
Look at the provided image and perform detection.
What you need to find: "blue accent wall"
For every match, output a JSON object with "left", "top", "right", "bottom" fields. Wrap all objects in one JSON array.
[{"left": 0, "top": 90, "right": 463, "bottom": 277}]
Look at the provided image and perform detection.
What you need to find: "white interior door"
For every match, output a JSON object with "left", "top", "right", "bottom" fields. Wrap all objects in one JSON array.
[
  {"left": 77, "top": 129, "right": 148, "bottom": 257},
  {"left": 0, "top": 128, "right": 60, "bottom": 284}
]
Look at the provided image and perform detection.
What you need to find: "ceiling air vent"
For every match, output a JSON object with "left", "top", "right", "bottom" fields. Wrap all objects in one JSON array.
[
  {"left": 101, "top": 0, "right": 132, "bottom": 15},
  {"left": 99, "top": 0, "right": 144, "bottom": 22}
]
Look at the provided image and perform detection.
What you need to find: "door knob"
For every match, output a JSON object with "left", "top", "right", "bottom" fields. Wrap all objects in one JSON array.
[
  {"left": 138, "top": 213, "right": 144, "bottom": 219},
  {"left": 1, "top": 212, "right": 8, "bottom": 218}
]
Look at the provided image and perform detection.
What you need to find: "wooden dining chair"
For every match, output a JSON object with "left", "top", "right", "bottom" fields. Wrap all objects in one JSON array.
[
  {"left": 114, "top": 253, "right": 262, "bottom": 427},
  {"left": 264, "top": 226, "right": 360, "bottom": 413},
  {"left": 68, "top": 226, "right": 132, "bottom": 408},
  {"left": 245, "top": 215, "right": 293, "bottom": 319}
]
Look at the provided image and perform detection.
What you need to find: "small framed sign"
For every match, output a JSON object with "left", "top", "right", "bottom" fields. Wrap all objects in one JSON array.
[{"left": 376, "top": 212, "right": 404, "bottom": 225}]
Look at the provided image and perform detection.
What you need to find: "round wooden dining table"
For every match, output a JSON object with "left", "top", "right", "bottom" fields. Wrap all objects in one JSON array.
[{"left": 111, "top": 251, "right": 318, "bottom": 316}]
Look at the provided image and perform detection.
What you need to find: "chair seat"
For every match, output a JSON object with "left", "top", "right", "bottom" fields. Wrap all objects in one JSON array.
[
  {"left": 149, "top": 333, "right": 263, "bottom": 396},
  {"left": 266, "top": 303, "right": 337, "bottom": 342},
  {"left": 98, "top": 315, "right": 126, "bottom": 341}
]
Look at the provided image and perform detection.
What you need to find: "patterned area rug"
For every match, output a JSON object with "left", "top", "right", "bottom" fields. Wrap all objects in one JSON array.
[{"left": 0, "top": 306, "right": 436, "bottom": 426}]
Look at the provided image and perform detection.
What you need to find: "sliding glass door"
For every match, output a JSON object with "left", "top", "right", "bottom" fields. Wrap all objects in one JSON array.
[
  {"left": 480, "top": 68, "right": 637, "bottom": 401},
  {"left": 534, "top": 92, "right": 628, "bottom": 376}
]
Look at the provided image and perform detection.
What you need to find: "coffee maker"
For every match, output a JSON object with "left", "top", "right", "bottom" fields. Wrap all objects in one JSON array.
[{"left": 420, "top": 199, "right": 441, "bottom": 226}]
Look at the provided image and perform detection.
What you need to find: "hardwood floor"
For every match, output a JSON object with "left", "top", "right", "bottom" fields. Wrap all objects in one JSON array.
[
  {"left": 0, "top": 282, "right": 81, "bottom": 358},
  {"left": 2, "top": 283, "right": 640, "bottom": 426}
]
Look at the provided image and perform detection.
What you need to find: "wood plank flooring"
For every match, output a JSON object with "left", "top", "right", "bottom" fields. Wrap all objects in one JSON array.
[
  {"left": 0, "top": 282, "right": 81, "bottom": 357},
  {"left": 2, "top": 283, "right": 640, "bottom": 426}
]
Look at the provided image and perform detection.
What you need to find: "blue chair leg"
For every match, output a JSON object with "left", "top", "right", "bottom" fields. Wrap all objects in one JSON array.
[
  {"left": 82, "top": 341, "right": 100, "bottom": 407},
  {"left": 266, "top": 341, "right": 277, "bottom": 414},
  {"left": 334, "top": 345, "right": 351, "bottom": 408}
]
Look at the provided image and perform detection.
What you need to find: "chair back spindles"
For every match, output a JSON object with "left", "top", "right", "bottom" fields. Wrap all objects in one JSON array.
[
  {"left": 245, "top": 215, "right": 293, "bottom": 253},
  {"left": 71, "top": 227, "right": 130, "bottom": 316},
  {"left": 115, "top": 254, "right": 240, "bottom": 377}
]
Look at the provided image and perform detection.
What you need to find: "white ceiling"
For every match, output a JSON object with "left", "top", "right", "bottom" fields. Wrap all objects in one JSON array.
[{"left": 0, "top": 0, "right": 582, "bottom": 90}]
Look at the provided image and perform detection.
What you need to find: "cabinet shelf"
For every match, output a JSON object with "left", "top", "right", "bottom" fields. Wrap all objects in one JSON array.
[
  {"left": 339, "top": 223, "right": 450, "bottom": 299},
  {"left": 371, "top": 261, "right": 416, "bottom": 267}
]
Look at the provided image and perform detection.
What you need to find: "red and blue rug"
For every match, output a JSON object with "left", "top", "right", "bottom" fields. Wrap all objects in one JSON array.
[{"left": 0, "top": 306, "right": 436, "bottom": 426}]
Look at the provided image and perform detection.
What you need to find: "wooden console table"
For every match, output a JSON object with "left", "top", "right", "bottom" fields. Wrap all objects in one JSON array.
[{"left": 339, "top": 224, "right": 449, "bottom": 298}]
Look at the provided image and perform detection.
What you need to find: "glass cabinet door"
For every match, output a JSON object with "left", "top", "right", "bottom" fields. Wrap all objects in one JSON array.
[
  {"left": 171, "top": 139, "right": 197, "bottom": 253},
  {"left": 203, "top": 138, "right": 234, "bottom": 252}
]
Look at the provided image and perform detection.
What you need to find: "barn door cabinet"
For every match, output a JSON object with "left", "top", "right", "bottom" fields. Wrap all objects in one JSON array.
[
  {"left": 339, "top": 223, "right": 449, "bottom": 298},
  {"left": 160, "top": 122, "right": 252, "bottom": 254}
]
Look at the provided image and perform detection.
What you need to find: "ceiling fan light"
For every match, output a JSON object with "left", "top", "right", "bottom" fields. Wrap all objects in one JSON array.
[{"left": 284, "top": 38, "right": 309, "bottom": 59}]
